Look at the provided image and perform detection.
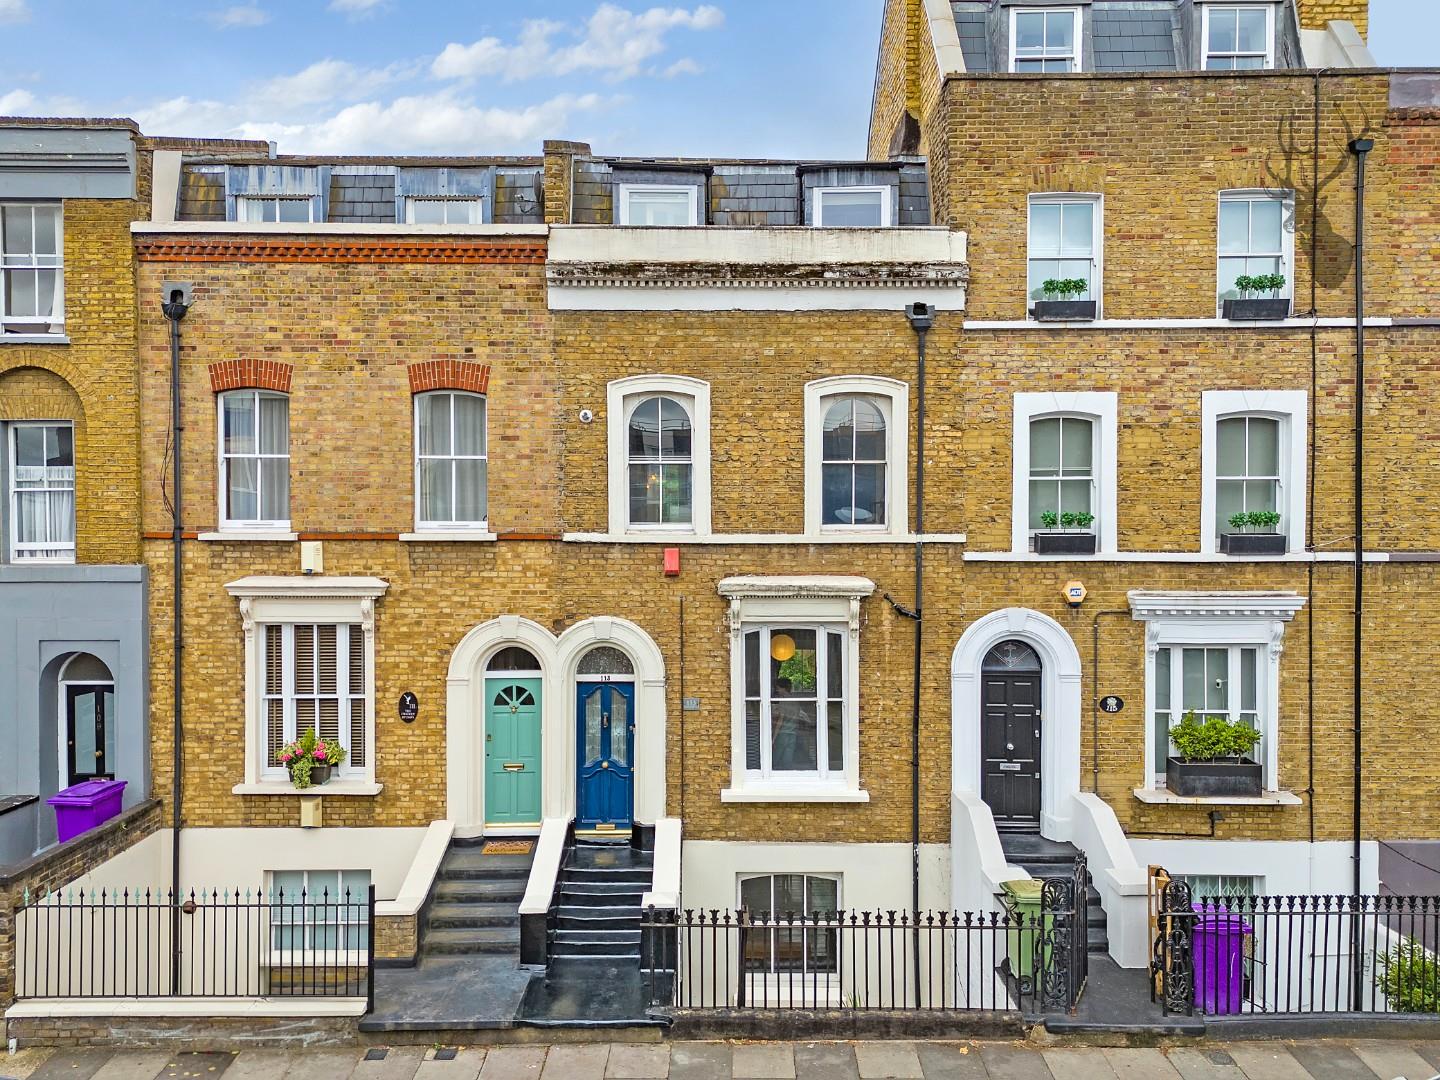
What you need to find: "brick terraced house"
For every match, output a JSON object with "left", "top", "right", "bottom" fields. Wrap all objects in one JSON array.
[{"left": 5, "top": 0, "right": 1440, "bottom": 1035}]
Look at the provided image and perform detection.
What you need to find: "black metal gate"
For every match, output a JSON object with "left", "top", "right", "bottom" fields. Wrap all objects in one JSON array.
[{"left": 1038, "top": 854, "right": 1089, "bottom": 1011}]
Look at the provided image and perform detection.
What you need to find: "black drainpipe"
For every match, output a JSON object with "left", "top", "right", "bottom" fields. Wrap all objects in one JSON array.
[
  {"left": 904, "top": 301, "right": 933, "bottom": 1006},
  {"left": 161, "top": 285, "right": 190, "bottom": 990},
  {"left": 1347, "top": 137, "right": 1372, "bottom": 1007}
]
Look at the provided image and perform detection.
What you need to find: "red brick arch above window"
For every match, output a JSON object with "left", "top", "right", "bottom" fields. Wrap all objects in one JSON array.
[
  {"left": 209, "top": 360, "right": 293, "bottom": 394},
  {"left": 408, "top": 360, "right": 491, "bottom": 396}
]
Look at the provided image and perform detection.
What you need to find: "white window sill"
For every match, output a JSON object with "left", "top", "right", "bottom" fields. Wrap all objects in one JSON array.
[
  {"left": 720, "top": 785, "right": 870, "bottom": 804},
  {"left": 232, "top": 781, "right": 383, "bottom": 797},
  {"left": 1132, "top": 787, "right": 1301, "bottom": 807},
  {"left": 1, "top": 334, "right": 70, "bottom": 344},
  {"left": 200, "top": 530, "right": 298, "bottom": 542},
  {"left": 966, "top": 317, "right": 1394, "bottom": 330},
  {"left": 399, "top": 531, "right": 497, "bottom": 542},
  {"left": 971, "top": 551, "right": 1382, "bottom": 563}
]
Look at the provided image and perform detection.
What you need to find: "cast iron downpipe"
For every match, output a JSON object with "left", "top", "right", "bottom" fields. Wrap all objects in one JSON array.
[
  {"left": 161, "top": 286, "right": 190, "bottom": 992},
  {"left": 1348, "top": 136, "right": 1372, "bottom": 1007},
  {"left": 904, "top": 301, "right": 933, "bottom": 1007}
]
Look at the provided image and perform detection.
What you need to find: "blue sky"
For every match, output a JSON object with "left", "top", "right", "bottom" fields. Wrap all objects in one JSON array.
[{"left": 0, "top": 1, "right": 1433, "bottom": 158}]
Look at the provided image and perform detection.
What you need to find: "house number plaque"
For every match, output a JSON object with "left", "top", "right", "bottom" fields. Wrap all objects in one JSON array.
[
  {"left": 1098, "top": 695, "right": 1124, "bottom": 714},
  {"left": 398, "top": 692, "right": 419, "bottom": 723}
]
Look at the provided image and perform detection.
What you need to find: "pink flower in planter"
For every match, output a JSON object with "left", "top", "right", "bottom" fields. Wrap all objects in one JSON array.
[
  {"left": 313, "top": 747, "right": 327, "bottom": 759},
  {"left": 280, "top": 752, "right": 293, "bottom": 762}
]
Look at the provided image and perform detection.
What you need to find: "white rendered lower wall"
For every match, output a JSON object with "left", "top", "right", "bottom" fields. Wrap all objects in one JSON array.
[{"left": 1126, "top": 839, "right": 1379, "bottom": 896}]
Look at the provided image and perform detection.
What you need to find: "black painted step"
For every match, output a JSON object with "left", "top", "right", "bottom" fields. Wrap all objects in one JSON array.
[
  {"left": 425, "top": 902, "right": 520, "bottom": 930},
  {"left": 423, "top": 926, "right": 522, "bottom": 955},
  {"left": 557, "top": 881, "right": 647, "bottom": 898},
  {"left": 432, "top": 878, "right": 526, "bottom": 904}
]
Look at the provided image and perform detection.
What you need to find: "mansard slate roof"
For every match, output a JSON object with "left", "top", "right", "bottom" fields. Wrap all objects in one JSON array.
[
  {"left": 950, "top": 0, "right": 1308, "bottom": 73},
  {"left": 173, "top": 153, "right": 932, "bottom": 227}
]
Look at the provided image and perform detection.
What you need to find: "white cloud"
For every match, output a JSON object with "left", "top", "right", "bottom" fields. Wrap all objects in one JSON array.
[
  {"left": 433, "top": 4, "right": 724, "bottom": 83},
  {"left": 210, "top": 5, "right": 269, "bottom": 28},
  {"left": 250, "top": 58, "right": 402, "bottom": 109},
  {"left": 0, "top": 89, "right": 37, "bottom": 113},
  {"left": 328, "top": 0, "right": 384, "bottom": 15},
  {"left": 0, "top": 0, "right": 29, "bottom": 24},
  {"left": 661, "top": 57, "right": 701, "bottom": 78}
]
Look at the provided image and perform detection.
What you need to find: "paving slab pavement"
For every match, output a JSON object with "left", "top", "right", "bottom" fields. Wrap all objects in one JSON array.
[
  {"left": 88, "top": 1053, "right": 175, "bottom": 1080},
  {"left": 222, "top": 1053, "right": 295, "bottom": 1080},
  {"left": 1105, "top": 1047, "right": 1184, "bottom": 1079},
  {"left": 476, "top": 1046, "right": 544, "bottom": 1080},
  {"left": 667, "top": 1043, "right": 730, "bottom": 1080},
  {"left": 605, "top": 1044, "right": 669, "bottom": 1079},
  {"left": 854, "top": 1042, "right": 923, "bottom": 1079},
  {"left": 914, "top": 1043, "right": 988, "bottom": 1079},
  {"left": 1166, "top": 1047, "right": 1246, "bottom": 1080},
  {"left": 793, "top": 1043, "right": 858, "bottom": 1080},
  {"left": 350, "top": 1048, "right": 427, "bottom": 1080},
  {"left": 977, "top": 1043, "right": 1052, "bottom": 1080},
  {"left": 281, "top": 1049, "right": 362, "bottom": 1080},
  {"left": 1349, "top": 1041, "right": 1438, "bottom": 1080},
  {"left": 27, "top": 1048, "right": 115, "bottom": 1080},
  {"left": 414, "top": 1048, "right": 486, "bottom": 1080},
  {"left": 539, "top": 1045, "right": 609, "bottom": 1080},
  {"left": 1041, "top": 1046, "right": 1116, "bottom": 1079},
  {"left": 1223, "top": 1045, "right": 1313, "bottom": 1080},
  {"left": 1286, "top": 1042, "right": 1381, "bottom": 1080},
  {"left": 730, "top": 1044, "right": 794, "bottom": 1080}
]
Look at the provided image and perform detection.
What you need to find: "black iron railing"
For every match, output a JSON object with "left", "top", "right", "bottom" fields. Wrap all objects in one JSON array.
[
  {"left": 1153, "top": 876, "right": 1440, "bottom": 1017},
  {"left": 643, "top": 878, "right": 1087, "bottom": 1014},
  {"left": 14, "top": 885, "right": 376, "bottom": 1002}
]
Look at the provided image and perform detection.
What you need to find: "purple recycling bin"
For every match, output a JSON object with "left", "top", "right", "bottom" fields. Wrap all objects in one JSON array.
[
  {"left": 1192, "top": 905, "right": 1253, "bottom": 1014},
  {"left": 47, "top": 779, "right": 127, "bottom": 844}
]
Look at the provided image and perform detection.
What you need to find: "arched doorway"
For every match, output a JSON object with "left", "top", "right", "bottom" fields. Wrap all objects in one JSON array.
[
  {"left": 58, "top": 653, "right": 115, "bottom": 786},
  {"left": 575, "top": 646, "right": 636, "bottom": 832},
  {"left": 484, "top": 646, "right": 543, "bottom": 827},
  {"left": 980, "top": 640, "right": 1042, "bottom": 831}
]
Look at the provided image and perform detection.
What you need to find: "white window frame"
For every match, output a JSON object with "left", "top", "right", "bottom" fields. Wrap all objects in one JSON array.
[
  {"left": 804, "top": 376, "right": 909, "bottom": 537},
  {"left": 403, "top": 197, "right": 485, "bottom": 225},
  {"left": 1199, "top": 390, "right": 1306, "bottom": 555},
  {"left": 1132, "top": 591, "right": 1307, "bottom": 794},
  {"left": 6, "top": 420, "right": 76, "bottom": 564},
  {"left": 226, "top": 576, "right": 388, "bottom": 793},
  {"left": 1027, "top": 193, "right": 1103, "bottom": 318},
  {"left": 0, "top": 202, "right": 64, "bottom": 336},
  {"left": 1217, "top": 190, "right": 1295, "bottom": 315},
  {"left": 218, "top": 390, "right": 291, "bottom": 532},
  {"left": 1200, "top": 4, "right": 1276, "bottom": 71},
  {"left": 606, "top": 375, "right": 711, "bottom": 537},
  {"left": 1009, "top": 7, "right": 1083, "bottom": 73},
  {"left": 813, "top": 186, "right": 892, "bottom": 228},
  {"left": 1011, "top": 392, "right": 1118, "bottom": 555},
  {"left": 718, "top": 575, "right": 874, "bottom": 803},
  {"left": 737, "top": 871, "right": 844, "bottom": 1005},
  {"left": 616, "top": 184, "right": 700, "bottom": 227},
  {"left": 413, "top": 390, "right": 488, "bottom": 532},
  {"left": 236, "top": 195, "right": 317, "bottom": 223},
  {"left": 741, "top": 623, "right": 849, "bottom": 783},
  {"left": 260, "top": 622, "right": 367, "bottom": 783},
  {"left": 266, "top": 868, "right": 371, "bottom": 963}
]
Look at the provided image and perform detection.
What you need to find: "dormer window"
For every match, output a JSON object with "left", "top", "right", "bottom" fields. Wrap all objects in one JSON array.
[
  {"left": 814, "top": 187, "right": 891, "bottom": 227},
  {"left": 1011, "top": 8, "right": 1080, "bottom": 73},
  {"left": 237, "top": 196, "right": 315, "bottom": 223},
  {"left": 617, "top": 185, "right": 699, "bottom": 227},
  {"left": 1202, "top": 4, "right": 1274, "bottom": 70},
  {"left": 405, "top": 198, "right": 484, "bottom": 225}
]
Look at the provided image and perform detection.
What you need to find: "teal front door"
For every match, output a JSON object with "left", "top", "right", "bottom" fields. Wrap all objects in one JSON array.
[{"left": 485, "top": 678, "right": 542, "bottom": 825}]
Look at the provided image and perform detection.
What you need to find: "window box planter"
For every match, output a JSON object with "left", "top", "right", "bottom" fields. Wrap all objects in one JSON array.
[
  {"left": 1032, "top": 300, "right": 1097, "bottom": 322},
  {"left": 1034, "top": 531, "right": 1097, "bottom": 555},
  {"left": 1166, "top": 756, "right": 1262, "bottom": 799},
  {"left": 1222, "top": 298, "right": 1290, "bottom": 321},
  {"left": 1219, "top": 532, "right": 1287, "bottom": 556},
  {"left": 308, "top": 764, "right": 333, "bottom": 787}
]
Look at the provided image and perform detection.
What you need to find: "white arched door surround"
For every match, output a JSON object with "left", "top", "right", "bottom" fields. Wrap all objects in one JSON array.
[
  {"left": 447, "top": 615, "right": 667, "bottom": 838},
  {"left": 951, "top": 608, "right": 1083, "bottom": 840}
]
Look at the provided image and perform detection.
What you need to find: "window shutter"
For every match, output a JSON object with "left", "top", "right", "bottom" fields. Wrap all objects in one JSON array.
[
  {"left": 265, "top": 625, "right": 284, "bottom": 767},
  {"left": 317, "top": 625, "right": 341, "bottom": 747},
  {"left": 348, "top": 625, "right": 366, "bottom": 767}
]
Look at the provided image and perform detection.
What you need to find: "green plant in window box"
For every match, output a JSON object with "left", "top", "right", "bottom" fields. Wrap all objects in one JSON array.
[
  {"left": 1224, "top": 274, "right": 1290, "bottom": 320},
  {"left": 279, "top": 727, "right": 347, "bottom": 789},
  {"left": 1036, "top": 510, "right": 1097, "bottom": 554},
  {"left": 1166, "top": 710, "right": 1263, "bottom": 798},
  {"left": 1221, "top": 510, "right": 1285, "bottom": 555},
  {"left": 1227, "top": 510, "right": 1282, "bottom": 535},
  {"left": 1033, "top": 278, "right": 1097, "bottom": 322}
]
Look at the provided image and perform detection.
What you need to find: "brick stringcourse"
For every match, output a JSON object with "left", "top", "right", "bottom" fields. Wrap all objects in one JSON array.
[
  {"left": 209, "top": 359, "right": 293, "bottom": 394},
  {"left": 407, "top": 359, "right": 492, "bottom": 395},
  {"left": 135, "top": 235, "right": 547, "bottom": 265}
]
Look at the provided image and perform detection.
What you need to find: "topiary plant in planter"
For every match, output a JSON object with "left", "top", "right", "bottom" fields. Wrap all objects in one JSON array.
[
  {"left": 1220, "top": 509, "right": 1285, "bottom": 555},
  {"left": 1165, "top": 711, "right": 1263, "bottom": 798},
  {"left": 1223, "top": 273, "right": 1290, "bottom": 321},
  {"left": 1033, "top": 278, "right": 1097, "bottom": 322},
  {"left": 1035, "top": 510, "right": 1097, "bottom": 554}
]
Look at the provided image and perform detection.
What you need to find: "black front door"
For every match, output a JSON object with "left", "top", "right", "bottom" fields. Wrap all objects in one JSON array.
[
  {"left": 66, "top": 683, "right": 115, "bottom": 785},
  {"left": 981, "top": 672, "right": 1041, "bottom": 829}
]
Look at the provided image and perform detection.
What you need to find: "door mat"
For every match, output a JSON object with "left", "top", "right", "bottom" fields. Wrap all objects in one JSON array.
[{"left": 482, "top": 839, "right": 534, "bottom": 855}]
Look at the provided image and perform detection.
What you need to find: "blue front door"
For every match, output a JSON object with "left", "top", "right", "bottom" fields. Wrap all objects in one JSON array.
[{"left": 576, "top": 682, "right": 635, "bottom": 829}]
